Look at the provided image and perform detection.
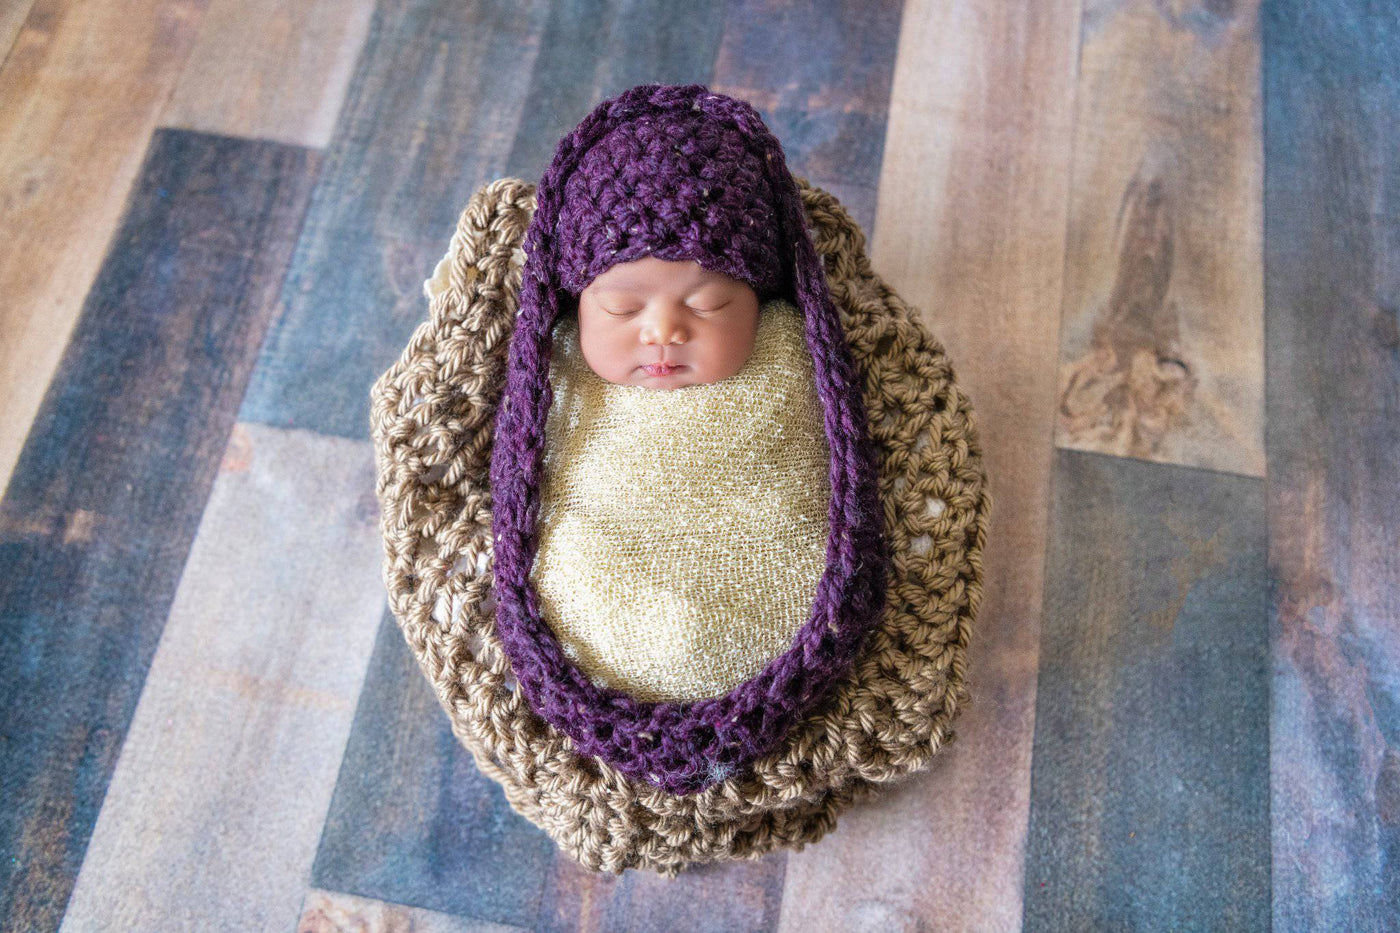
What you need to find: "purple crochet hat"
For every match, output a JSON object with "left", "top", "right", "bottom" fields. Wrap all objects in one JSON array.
[{"left": 488, "top": 83, "right": 889, "bottom": 795}]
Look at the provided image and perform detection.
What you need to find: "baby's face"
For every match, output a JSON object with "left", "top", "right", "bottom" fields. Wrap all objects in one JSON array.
[{"left": 576, "top": 256, "right": 760, "bottom": 389}]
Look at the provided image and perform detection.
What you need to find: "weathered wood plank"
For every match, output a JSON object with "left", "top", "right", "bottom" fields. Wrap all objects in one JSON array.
[
  {"left": 0, "top": 0, "right": 211, "bottom": 498},
  {"left": 162, "top": 0, "right": 376, "bottom": 148},
  {"left": 57, "top": 424, "right": 384, "bottom": 932},
  {"left": 1021, "top": 450, "right": 1270, "bottom": 929},
  {"left": 1053, "top": 0, "right": 1266, "bottom": 478},
  {"left": 778, "top": 0, "right": 1082, "bottom": 928},
  {"left": 1263, "top": 1, "right": 1400, "bottom": 928},
  {"left": 238, "top": 0, "right": 551, "bottom": 439},
  {"left": 0, "top": 129, "right": 319, "bottom": 933}
]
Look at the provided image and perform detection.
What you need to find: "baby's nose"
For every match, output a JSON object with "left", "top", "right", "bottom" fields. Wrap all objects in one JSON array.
[{"left": 640, "top": 313, "right": 688, "bottom": 345}]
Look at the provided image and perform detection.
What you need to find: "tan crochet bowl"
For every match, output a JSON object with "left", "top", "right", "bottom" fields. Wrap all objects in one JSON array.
[{"left": 369, "top": 175, "right": 991, "bottom": 877}]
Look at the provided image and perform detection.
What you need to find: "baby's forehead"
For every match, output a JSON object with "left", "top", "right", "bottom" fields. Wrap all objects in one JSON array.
[{"left": 583, "top": 257, "right": 747, "bottom": 295}]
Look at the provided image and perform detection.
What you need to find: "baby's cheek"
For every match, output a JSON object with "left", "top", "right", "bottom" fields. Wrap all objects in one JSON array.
[{"left": 580, "top": 329, "right": 640, "bottom": 385}]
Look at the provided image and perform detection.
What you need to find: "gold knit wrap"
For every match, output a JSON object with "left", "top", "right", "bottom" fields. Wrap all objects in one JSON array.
[{"left": 531, "top": 298, "right": 830, "bottom": 702}]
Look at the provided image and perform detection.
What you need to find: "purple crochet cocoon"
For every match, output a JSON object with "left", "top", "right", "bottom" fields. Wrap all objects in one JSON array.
[{"left": 488, "top": 83, "right": 890, "bottom": 795}]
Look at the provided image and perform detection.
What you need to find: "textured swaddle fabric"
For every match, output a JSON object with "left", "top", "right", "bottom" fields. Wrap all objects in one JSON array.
[{"left": 530, "top": 297, "right": 831, "bottom": 702}]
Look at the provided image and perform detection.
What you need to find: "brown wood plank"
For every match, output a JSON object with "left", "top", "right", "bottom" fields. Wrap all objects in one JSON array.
[
  {"left": 778, "top": 1, "right": 1083, "bottom": 928},
  {"left": 1264, "top": 1, "right": 1400, "bottom": 926},
  {"left": 1053, "top": 0, "right": 1265, "bottom": 478},
  {"left": 0, "top": 0, "right": 211, "bottom": 499},
  {"left": 162, "top": 0, "right": 376, "bottom": 148}
]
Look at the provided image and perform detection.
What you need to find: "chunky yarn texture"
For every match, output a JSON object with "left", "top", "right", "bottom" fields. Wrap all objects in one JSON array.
[{"left": 370, "top": 176, "right": 991, "bottom": 876}]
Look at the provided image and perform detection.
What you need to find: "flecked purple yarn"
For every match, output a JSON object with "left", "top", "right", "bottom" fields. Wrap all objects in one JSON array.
[{"left": 488, "top": 83, "right": 889, "bottom": 795}]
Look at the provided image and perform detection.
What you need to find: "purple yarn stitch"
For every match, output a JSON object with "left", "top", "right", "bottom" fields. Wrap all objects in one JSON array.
[{"left": 488, "top": 83, "right": 890, "bottom": 795}]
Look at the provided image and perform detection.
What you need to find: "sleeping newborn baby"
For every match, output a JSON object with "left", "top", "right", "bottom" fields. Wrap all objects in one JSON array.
[{"left": 529, "top": 256, "right": 833, "bottom": 702}]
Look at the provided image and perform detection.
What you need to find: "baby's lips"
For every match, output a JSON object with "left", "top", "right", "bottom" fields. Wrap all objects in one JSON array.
[{"left": 642, "top": 362, "right": 686, "bottom": 374}]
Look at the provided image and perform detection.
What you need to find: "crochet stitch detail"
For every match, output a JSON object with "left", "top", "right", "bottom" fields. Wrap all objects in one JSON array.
[{"left": 371, "top": 175, "right": 991, "bottom": 877}]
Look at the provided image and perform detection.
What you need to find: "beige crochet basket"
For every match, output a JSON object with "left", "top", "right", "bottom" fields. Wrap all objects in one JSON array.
[{"left": 368, "top": 175, "right": 991, "bottom": 877}]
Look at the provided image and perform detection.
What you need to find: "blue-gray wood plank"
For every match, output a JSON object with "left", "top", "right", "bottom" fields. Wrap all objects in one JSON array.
[
  {"left": 711, "top": 0, "right": 903, "bottom": 234},
  {"left": 1263, "top": 0, "right": 1400, "bottom": 928},
  {"left": 502, "top": 0, "right": 728, "bottom": 178},
  {"left": 237, "top": 0, "right": 553, "bottom": 440},
  {"left": 0, "top": 128, "right": 320, "bottom": 932},
  {"left": 1021, "top": 450, "right": 1271, "bottom": 930}
]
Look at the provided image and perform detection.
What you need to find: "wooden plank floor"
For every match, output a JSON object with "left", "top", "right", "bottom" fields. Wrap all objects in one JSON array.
[{"left": 1, "top": 0, "right": 1395, "bottom": 930}]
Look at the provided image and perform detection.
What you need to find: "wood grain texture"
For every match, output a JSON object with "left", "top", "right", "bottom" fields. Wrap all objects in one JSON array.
[
  {"left": 58, "top": 424, "right": 384, "bottom": 932},
  {"left": 0, "top": 129, "right": 318, "bottom": 933},
  {"left": 0, "top": 0, "right": 36, "bottom": 71},
  {"left": 1022, "top": 449, "right": 1270, "bottom": 929},
  {"left": 1053, "top": 0, "right": 1266, "bottom": 478},
  {"left": 163, "top": 0, "right": 376, "bottom": 148},
  {"left": 778, "top": 1, "right": 1082, "bottom": 928},
  {"left": 237, "top": 0, "right": 551, "bottom": 439},
  {"left": 1264, "top": 2, "right": 1400, "bottom": 928},
  {"left": 296, "top": 888, "right": 527, "bottom": 933},
  {"left": 0, "top": 0, "right": 211, "bottom": 500},
  {"left": 310, "top": 611, "right": 559, "bottom": 928}
]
